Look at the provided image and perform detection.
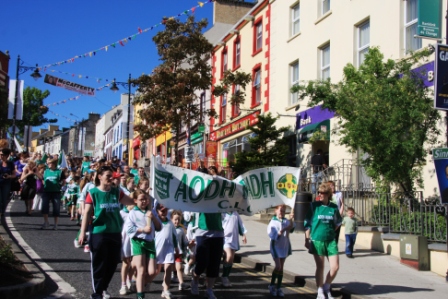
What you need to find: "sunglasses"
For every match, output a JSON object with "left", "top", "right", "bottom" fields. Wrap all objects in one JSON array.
[{"left": 318, "top": 191, "right": 328, "bottom": 195}]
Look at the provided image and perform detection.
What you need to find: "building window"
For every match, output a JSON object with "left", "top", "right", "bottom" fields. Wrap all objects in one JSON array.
[
  {"left": 290, "top": 61, "right": 299, "bottom": 106},
  {"left": 231, "top": 84, "right": 241, "bottom": 117},
  {"left": 405, "top": 0, "right": 421, "bottom": 53},
  {"left": 291, "top": 3, "right": 300, "bottom": 36},
  {"left": 220, "top": 94, "right": 227, "bottom": 124},
  {"left": 254, "top": 20, "right": 263, "bottom": 53},
  {"left": 233, "top": 38, "right": 241, "bottom": 69},
  {"left": 321, "top": 44, "right": 330, "bottom": 80},
  {"left": 321, "top": 0, "right": 330, "bottom": 15},
  {"left": 252, "top": 67, "right": 262, "bottom": 106},
  {"left": 221, "top": 48, "right": 228, "bottom": 77},
  {"left": 357, "top": 21, "right": 370, "bottom": 66}
]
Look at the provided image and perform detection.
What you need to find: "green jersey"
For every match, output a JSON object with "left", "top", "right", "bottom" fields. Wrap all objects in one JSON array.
[
  {"left": 304, "top": 201, "right": 342, "bottom": 241},
  {"left": 43, "top": 169, "right": 63, "bottom": 193},
  {"left": 88, "top": 187, "right": 123, "bottom": 234},
  {"left": 81, "top": 161, "right": 91, "bottom": 176},
  {"left": 198, "top": 213, "right": 223, "bottom": 231}
]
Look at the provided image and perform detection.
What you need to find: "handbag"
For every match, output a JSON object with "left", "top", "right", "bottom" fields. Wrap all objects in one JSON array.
[{"left": 11, "top": 178, "right": 21, "bottom": 192}]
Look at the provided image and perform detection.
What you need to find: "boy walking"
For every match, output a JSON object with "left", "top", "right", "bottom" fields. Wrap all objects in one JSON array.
[{"left": 343, "top": 207, "right": 357, "bottom": 258}]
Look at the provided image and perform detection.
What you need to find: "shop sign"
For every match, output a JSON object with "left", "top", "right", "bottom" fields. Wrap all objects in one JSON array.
[
  {"left": 417, "top": 0, "right": 441, "bottom": 39},
  {"left": 198, "top": 123, "right": 205, "bottom": 133},
  {"left": 206, "top": 141, "right": 218, "bottom": 158},
  {"left": 296, "top": 105, "right": 335, "bottom": 130},
  {"left": 209, "top": 111, "right": 260, "bottom": 141}
]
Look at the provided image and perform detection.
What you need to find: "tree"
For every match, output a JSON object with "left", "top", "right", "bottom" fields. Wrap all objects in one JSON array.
[
  {"left": 231, "top": 113, "right": 290, "bottom": 176},
  {"left": 291, "top": 47, "right": 440, "bottom": 193},
  {"left": 17, "top": 87, "right": 57, "bottom": 133},
  {"left": 133, "top": 16, "right": 251, "bottom": 161}
]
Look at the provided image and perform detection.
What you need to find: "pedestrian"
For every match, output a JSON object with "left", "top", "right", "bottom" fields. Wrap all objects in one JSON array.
[
  {"left": 134, "top": 167, "right": 147, "bottom": 186},
  {"left": 74, "top": 171, "right": 95, "bottom": 249},
  {"left": 267, "top": 204, "right": 295, "bottom": 298},
  {"left": 310, "top": 149, "right": 327, "bottom": 194},
  {"left": 343, "top": 207, "right": 358, "bottom": 258},
  {"left": 153, "top": 203, "right": 178, "bottom": 299},
  {"left": 190, "top": 211, "right": 224, "bottom": 299},
  {"left": 138, "top": 178, "right": 150, "bottom": 195},
  {"left": 19, "top": 160, "right": 38, "bottom": 215},
  {"left": 119, "top": 202, "right": 136, "bottom": 295},
  {"left": 0, "top": 148, "right": 16, "bottom": 220},
  {"left": 65, "top": 176, "right": 80, "bottom": 221},
  {"left": 221, "top": 211, "right": 247, "bottom": 287},
  {"left": 171, "top": 210, "right": 188, "bottom": 290},
  {"left": 125, "top": 189, "right": 161, "bottom": 299},
  {"left": 41, "top": 158, "right": 66, "bottom": 230},
  {"left": 304, "top": 182, "right": 342, "bottom": 299},
  {"left": 81, "top": 155, "right": 91, "bottom": 177},
  {"left": 78, "top": 165, "right": 135, "bottom": 299},
  {"left": 182, "top": 211, "right": 197, "bottom": 276},
  {"left": 327, "top": 180, "right": 344, "bottom": 243},
  {"left": 31, "top": 165, "right": 45, "bottom": 213}
]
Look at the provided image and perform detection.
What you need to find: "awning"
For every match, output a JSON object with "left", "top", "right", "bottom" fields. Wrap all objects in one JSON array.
[{"left": 298, "top": 119, "right": 330, "bottom": 143}]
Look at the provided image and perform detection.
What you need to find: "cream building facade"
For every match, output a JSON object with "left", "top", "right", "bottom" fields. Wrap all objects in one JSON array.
[{"left": 268, "top": 0, "right": 445, "bottom": 198}]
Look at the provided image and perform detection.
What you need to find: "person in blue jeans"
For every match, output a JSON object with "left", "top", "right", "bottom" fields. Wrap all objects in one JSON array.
[
  {"left": 342, "top": 207, "right": 357, "bottom": 258},
  {"left": 0, "top": 148, "right": 16, "bottom": 220}
]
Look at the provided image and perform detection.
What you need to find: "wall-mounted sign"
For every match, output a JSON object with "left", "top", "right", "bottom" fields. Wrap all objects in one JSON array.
[
  {"left": 417, "top": 0, "right": 441, "bottom": 39},
  {"left": 434, "top": 44, "right": 448, "bottom": 110},
  {"left": 209, "top": 111, "right": 260, "bottom": 141}
]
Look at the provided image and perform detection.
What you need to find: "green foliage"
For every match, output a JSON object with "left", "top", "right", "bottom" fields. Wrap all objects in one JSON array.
[
  {"left": 231, "top": 113, "right": 290, "bottom": 176},
  {"left": 213, "top": 70, "right": 252, "bottom": 106},
  {"left": 390, "top": 212, "right": 446, "bottom": 241},
  {"left": 0, "top": 242, "right": 18, "bottom": 265},
  {"left": 133, "top": 16, "right": 215, "bottom": 142},
  {"left": 291, "top": 47, "right": 440, "bottom": 192},
  {"left": 17, "top": 87, "right": 57, "bottom": 133}
]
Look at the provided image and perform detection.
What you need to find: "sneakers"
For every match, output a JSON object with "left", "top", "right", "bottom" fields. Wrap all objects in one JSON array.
[
  {"left": 178, "top": 282, "right": 189, "bottom": 290},
  {"left": 221, "top": 276, "right": 232, "bottom": 287},
  {"left": 316, "top": 293, "right": 326, "bottom": 299},
  {"left": 184, "top": 263, "right": 190, "bottom": 275},
  {"left": 53, "top": 224, "right": 58, "bottom": 230},
  {"left": 84, "top": 245, "right": 90, "bottom": 253},
  {"left": 268, "top": 284, "right": 277, "bottom": 296},
  {"left": 102, "top": 290, "right": 111, "bottom": 299},
  {"left": 40, "top": 222, "right": 49, "bottom": 230},
  {"left": 277, "top": 288, "right": 284, "bottom": 298},
  {"left": 325, "top": 291, "right": 335, "bottom": 299},
  {"left": 74, "top": 238, "right": 82, "bottom": 248},
  {"left": 161, "top": 290, "right": 172, "bottom": 299},
  {"left": 190, "top": 280, "right": 199, "bottom": 295},
  {"left": 119, "top": 285, "right": 129, "bottom": 295},
  {"left": 205, "top": 288, "right": 217, "bottom": 299}
]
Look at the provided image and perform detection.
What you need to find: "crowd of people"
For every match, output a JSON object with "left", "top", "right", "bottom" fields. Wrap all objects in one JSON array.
[{"left": 0, "top": 143, "right": 358, "bottom": 299}]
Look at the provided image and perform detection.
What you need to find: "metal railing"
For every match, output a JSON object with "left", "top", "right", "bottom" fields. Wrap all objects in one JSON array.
[{"left": 344, "top": 191, "right": 447, "bottom": 243}]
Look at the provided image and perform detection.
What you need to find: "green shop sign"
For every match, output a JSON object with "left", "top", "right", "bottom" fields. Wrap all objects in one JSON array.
[{"left": 418, "top": 0, "right": 441, "bottom": 39}]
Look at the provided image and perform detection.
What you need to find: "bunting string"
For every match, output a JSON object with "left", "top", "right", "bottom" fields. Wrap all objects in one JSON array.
[
  {"left": 48, "top": 110, "right": 77, "bottom": 123},
  {"left": 40, "top": 1, "right": 213, "bottom": 69}
]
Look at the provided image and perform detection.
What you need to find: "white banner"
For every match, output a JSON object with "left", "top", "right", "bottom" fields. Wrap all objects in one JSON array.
[
  {"left": 8, "top": 79, "right": 24, "bottom": 120},
  {"left": 151, "top": 156, "right": 301, "bottom": 215}
]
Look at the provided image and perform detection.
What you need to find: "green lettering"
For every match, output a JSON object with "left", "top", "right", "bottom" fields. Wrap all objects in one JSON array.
[
  {"left": 249, "top": 174, "right": 261, "bottom": 199},
  {"left": 174, "top": 174, "right": 188, "bottom": 202},
  {"left": 219, "top": 180, "right": 236, "bottom": 198},
  {"left": 243, "top": 177, "right": 254, "bottom": 198},
  {"left": 204, "top": 180, "right": 220, "bottom": 200},
  {"left": 260, "top": 171, "right": 275, "bottom": 197},
  {"left": 189, "top": 176, "right": 205, "bottom": 203}
]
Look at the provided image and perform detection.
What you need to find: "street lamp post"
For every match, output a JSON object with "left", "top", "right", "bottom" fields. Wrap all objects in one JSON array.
[
  {"left": 12, "top": 55, "right": 42, "bottom": 152},
  {"left": 110, "top": 74, "right": 136, "bottom": 165}
]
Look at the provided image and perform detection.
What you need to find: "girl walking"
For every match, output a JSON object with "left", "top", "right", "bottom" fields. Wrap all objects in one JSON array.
[{"left": 267, "top": 204, "right": 295, "bottom": 297}]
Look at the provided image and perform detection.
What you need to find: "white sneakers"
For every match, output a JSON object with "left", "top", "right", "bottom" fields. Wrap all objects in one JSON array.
[
  {"left": 102, "top": 290, "right": 111, "bottom": 299},
  {"left": 119, "top": 285, "right": 129, "bottom": 295},
  {"left": 161, "top": 290, "right": 172, "bottom": 299}
]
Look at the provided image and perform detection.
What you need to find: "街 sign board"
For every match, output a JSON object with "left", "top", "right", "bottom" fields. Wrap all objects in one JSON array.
[
  {"left": 151, "top": 156, "right": 301, "bottom": 215},
  {"left": 417, "top": 0, "right": 441, "bottom": 39},
  {"left": 44, "top": 74, "right": 95, "bottom": 96}
]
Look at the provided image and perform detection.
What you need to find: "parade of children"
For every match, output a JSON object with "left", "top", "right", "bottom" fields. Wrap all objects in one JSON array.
[{"left": 0, "top": 147, "right": 369, "bottom": 299}]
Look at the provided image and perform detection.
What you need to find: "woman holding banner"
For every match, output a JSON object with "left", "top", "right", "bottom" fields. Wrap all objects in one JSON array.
[{"left": 190, "top": 165, "right": 224, "bottom": 299}]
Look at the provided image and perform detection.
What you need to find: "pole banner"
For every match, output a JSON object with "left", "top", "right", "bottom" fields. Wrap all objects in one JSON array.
[
  {"left": 151, "top": 156, "right": 301, "bottom": 215},
  {"left": 433, "top": 148, "right": 448, "bottom": 204},
  {"left": 44, "top": 74, "right": 95, "bottom": 96}
]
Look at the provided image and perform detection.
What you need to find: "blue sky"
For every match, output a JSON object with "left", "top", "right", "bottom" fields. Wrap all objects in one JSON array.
[{"left": 1, "top": 0, "right": 215, "bottom": 130}]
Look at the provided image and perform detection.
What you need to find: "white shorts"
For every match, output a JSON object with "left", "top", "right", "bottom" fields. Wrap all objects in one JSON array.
[{"left": 156, "top": 252, "right": 175, "bottom": 265}]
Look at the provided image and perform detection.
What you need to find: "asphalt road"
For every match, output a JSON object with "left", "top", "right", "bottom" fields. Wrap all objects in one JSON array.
[{"left": 8, "top": 199, "right": 316, "bottom": 299}]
